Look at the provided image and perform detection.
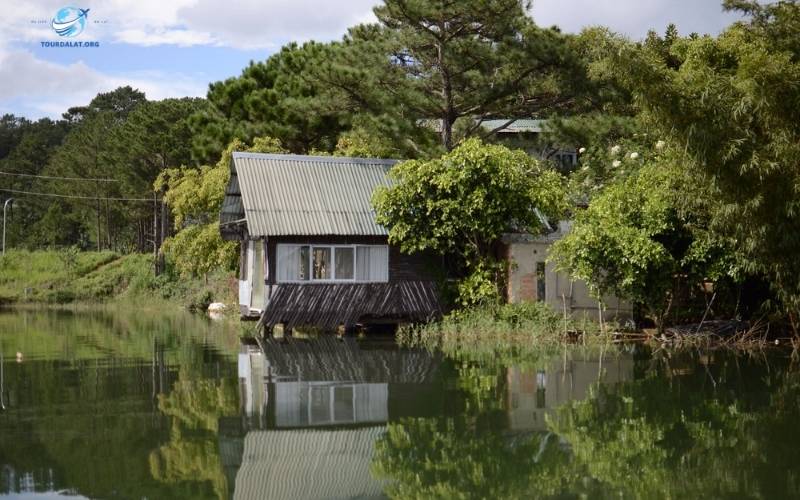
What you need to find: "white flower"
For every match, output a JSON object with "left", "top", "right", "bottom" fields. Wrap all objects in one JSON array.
[
  {"left": 655, "top": 140, "right": 666, "bottom": 150},
  {"left": 578, "top": 147, "right": 587, "bottom": 154},
  {"left": 581, "top": 165, "right": 589, "bottom": 172},
  {"left": 630, "top": 152, "right": 640, "bottom": 160},
  {"left": 610, "top": 145, "right": 621, "bottom": 155},
  {"left": 612, "top": 160, "right": 622, "bottom": 168}
]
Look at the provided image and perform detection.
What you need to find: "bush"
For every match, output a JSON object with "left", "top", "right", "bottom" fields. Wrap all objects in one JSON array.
[{"left": 188, "top": 290, "right": 214, "bottom": 312}]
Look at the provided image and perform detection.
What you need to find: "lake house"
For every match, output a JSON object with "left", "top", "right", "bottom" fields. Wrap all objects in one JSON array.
[{"left": 219, "top": 152, "right": 442, "bottom": 329}]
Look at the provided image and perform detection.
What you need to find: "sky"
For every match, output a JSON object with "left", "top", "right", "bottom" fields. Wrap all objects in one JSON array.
[{"left": 0, "top": 0, "right": 743, "bottom": 119}]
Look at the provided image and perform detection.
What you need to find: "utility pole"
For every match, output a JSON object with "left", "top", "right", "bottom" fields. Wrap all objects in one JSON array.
[
  {"left": 2, "top": 198, "right": 13, "bottom": 256},
  {"left": 153, "top": 191, "right": 159, "bottom": 277}
]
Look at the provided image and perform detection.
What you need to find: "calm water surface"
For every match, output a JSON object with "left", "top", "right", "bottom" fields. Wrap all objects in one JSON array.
[{"left": 0, "top": 309, "right": 799, "bottom": 499}]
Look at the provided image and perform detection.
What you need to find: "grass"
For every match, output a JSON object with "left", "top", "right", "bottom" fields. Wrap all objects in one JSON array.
[
  {"left": 398, "top": 301, "right": 620, "bottom": 362},
  {"left": 0, "top": 249, "right": 236, "bottom": 310}
]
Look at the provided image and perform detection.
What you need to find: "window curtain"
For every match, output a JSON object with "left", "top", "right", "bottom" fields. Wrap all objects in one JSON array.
[
  {"left": 356, "top": 246, "right": 389, "bottom": 282},
  {"left": 277, "top": 245, "right": 307, "bottom": 281}
]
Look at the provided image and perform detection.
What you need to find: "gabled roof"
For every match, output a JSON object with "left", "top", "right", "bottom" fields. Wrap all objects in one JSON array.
[
  {"left": 233, "top": 427, "right": 387, "bottom": 500},
  {"left": 481, "top": 119, "right": 545, "bottom": 133},
  {"left": 221, "top": 152, "right": 398, "bottom": 237}
]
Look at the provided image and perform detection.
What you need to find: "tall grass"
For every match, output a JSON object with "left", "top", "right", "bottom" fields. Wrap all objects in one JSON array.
[
  {"left": 0, "top": 249, "right": 235, "bottom": 309},
  {"left": 398, "top": 302, "right": 617, "bottom": 362}
]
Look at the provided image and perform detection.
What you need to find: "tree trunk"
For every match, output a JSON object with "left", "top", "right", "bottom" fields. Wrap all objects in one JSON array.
[{"left": 437, "top": 38, "right": 455, "bottom": 150}]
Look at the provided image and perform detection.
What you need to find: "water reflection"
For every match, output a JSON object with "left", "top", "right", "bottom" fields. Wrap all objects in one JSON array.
[
  {"left": 229, "top": 338, "right": 637, "bottom": 499},
  {"left": 228, "top": 337, "right": 445, "bottom": 499},
  {"left": 1, "top": 309, "right": 799, "bottom": 499},
  {"left": 0, "top": 309, "right": 240, "bottom": 499},
  {"left": 506, "top": 352, "right": 634, "bottom": 431}
]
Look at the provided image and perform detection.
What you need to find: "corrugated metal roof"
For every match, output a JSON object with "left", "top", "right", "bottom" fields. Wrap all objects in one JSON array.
[
  {"left": 233, "top": 427, "right": 388, "bottom": 500},
  {"left": 226, "top": 152, "right": 397, "bottom": 237},
  {"left": 481, "top": 119, "right": 545, "bottom": 133}
]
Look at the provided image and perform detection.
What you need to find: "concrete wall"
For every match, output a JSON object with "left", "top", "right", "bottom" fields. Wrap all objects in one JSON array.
[{"left": 504, "top": 228, "right": 632, "bottom": 322}]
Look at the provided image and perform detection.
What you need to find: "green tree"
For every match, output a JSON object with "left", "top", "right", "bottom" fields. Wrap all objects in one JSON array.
[
  {"left": 190, "top": 42, "right": 352, "bottom": 160},
  {"left": 32, "top": 87, "right": 148, "bottom": 251},
  {"left": 373, "top": 138, "right": 567, "bottom": 306},
  {"left": 597, "top": 1, "right": 800, "bottom": 326},
  {"left": 158, "top": 137, "right": 287, "bottom": 278},
  {"left": 331, "top": 0, "right": 583, "bottom": 151},
  {"left": 551, "top": 144, "right": 738, "bottom": 330}
]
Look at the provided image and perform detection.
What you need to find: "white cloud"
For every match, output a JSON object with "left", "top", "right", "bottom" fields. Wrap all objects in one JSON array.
[
  {"left": 3, "top": 0, "right": 379, "bottom": 49},
  {"left": 531, "top": 0, "right": 743, "bottom": 39},
  {"left": 0, "top": 50, "right": 206, "bottom": 118},
  {"left": 3, "top": 0, "right": 743, "bottom": 49},
  {"left": 115, "top": 28, "right": 216, "bottom": 47},
  {"left": 176, "top": 0, "right": 379, "bottom": 49}
]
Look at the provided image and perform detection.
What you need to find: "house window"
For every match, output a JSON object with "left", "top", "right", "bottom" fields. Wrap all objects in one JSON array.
[
  {"left": 536, "top": 262, "right": 546, "bottom": 302},
  {"left": 312, "top": 247, "right": 331, "bottom": 280},
  {"left": 335, "top": 247, "right": 354, "bottom": 280},
  {"left": 276, "top": 244, "right": 389, "bottom": 283}
]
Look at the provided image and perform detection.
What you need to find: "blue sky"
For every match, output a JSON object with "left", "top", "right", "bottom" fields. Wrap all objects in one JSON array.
[{"left": 0, "top": 0, "right": 742, "bottom": 119}]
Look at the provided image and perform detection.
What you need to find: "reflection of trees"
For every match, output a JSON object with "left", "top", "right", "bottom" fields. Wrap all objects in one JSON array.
[
  {"left": 148, "top": 369, "right": 239, "bottom": 500},
  {"left": 373, "top": 349, "right": 800, "bottom": 499},
  {"left": 372, "top": 351, "right": 581, "bottom": 499},
  {"left": 551, "top": 354, "right": 800, "bottom": 498},
  {"left": 373, "top": 417, "right": 574, "bottom": 499}
]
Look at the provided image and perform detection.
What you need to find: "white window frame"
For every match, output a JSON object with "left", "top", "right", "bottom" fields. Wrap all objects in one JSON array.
[{"left": 276, "top": 243, "right": 389, "bottom": 284}]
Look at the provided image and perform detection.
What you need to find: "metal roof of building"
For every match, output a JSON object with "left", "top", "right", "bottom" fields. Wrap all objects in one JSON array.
[
  {"left": 233, "top": 427, "right": 388, "bottom": 500},
  {"left": 481, "top": 119, "right": 545, "bottom": 133},
  {"left": 222, "top": 152, "right": 397, "bottom": 237}
]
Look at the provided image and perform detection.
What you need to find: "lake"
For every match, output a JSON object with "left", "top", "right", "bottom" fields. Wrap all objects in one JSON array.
[{"left": 0, "top": 309, "right": 798, "bottom": 499}]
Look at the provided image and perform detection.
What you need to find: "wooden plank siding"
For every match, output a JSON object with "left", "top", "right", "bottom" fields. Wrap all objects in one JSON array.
[{"left": 260, "top": 281, "right": 441, "bottom": 330}]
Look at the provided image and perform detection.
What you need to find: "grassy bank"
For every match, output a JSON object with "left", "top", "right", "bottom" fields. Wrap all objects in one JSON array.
[
  {"left": 0, "top": 249, "right": 236, "bottom": 310},
  {"left": 398, "top": 302, "right": 618, "bottom": 361}
]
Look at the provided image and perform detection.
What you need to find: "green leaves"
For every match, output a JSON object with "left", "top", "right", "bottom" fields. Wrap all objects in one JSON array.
[
  {"left": 552, "top": 150, "right": 736, "bottom": 327},
  {"left": 158, "top": 137, "right": 286, "bottom": 277},
  {"left": 374, "top": 138, "right": 567, "bottom": 305},
  {"left": 598, "top": 5, "right": 800, "bottom": 318}
]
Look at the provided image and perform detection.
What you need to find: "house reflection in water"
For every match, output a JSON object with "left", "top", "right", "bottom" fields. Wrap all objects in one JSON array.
[
  {"left": 225, "top": 337, "right": 443, "bottom": 500},
  {"left": 506, "top": 352, "right": 634, "bottom": 431},
  {"left": 223, "top": 338, "right": 634, "bottom": 499}
]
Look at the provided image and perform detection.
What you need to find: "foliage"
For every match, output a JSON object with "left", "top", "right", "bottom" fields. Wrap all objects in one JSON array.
[
  {"left": 455, "top": 260, "right": 505, "bottom": 308},
  {"left": 344, "top": 0, "right": 584, "bottom": 150},
  {"left": 189, "top": 42, "right": 353, "bottom": 160},
  {"left": 596, "top": 3, "right": 800, "bottom": 322},
  {"left": 157, "top": 136, "right": 286, "bottom": 278},
  {"left": 551, "top": 147, "right": 739, "bottom": 329},
  {"left": 332, "top": 126, "right": 401, "bottom": 159},
  {"left": 1, "top": 87, "right": 203, "bottom": 253},
  {"left": 399, "top": 302, "right": 609, "bottom": 363},
  {"left": 374, "top": 138, "right": 567, "bottom": 304}
]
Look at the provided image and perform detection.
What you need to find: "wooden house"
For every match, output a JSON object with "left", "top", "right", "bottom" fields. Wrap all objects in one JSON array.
[{"left": 219, "top": 152, "right": 441, "bottom": 329}]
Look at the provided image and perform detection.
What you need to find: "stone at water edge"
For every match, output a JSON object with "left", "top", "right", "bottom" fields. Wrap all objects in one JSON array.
[{"left": 207, "top": 302, "right": 227, "bottom": 312}]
